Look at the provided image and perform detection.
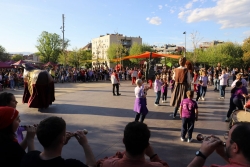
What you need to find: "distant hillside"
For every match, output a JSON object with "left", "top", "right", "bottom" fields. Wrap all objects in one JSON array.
[{"left": 9, "top": 52, "right": 33, "bottom": 55}]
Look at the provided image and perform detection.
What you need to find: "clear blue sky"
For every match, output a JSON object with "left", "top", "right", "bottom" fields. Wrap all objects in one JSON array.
[{"left": 0, "top": 0, "right": 249, "bottom": 53}]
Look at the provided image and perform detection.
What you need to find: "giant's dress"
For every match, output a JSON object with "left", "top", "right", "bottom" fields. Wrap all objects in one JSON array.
[
  {"left": 170, "top": 67, "right": 189, "bottom": 107},
  {"left": 22, "top": 69, "right": 55, "bottom": 108}
]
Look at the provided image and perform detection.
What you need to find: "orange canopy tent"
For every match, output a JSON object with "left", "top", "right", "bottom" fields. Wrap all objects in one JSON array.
[{"left": 112, "top": 52, "right": 181, "bottom": 62}]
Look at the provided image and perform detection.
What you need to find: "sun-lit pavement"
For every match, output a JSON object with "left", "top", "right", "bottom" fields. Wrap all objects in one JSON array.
[{"left": 5, "top": 80, "right": 231, "bottom": 167}]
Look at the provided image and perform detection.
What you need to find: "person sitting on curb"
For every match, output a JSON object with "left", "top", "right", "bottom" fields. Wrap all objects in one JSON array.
[
  {"left": 21, "top": 116, "right": 96, "bottom": 167},
  {"left": 187, "top": 122, "right": 250, "bottom": 167},
  {"left": 97, "top": 121, "right": 169, "bottom": 167}
]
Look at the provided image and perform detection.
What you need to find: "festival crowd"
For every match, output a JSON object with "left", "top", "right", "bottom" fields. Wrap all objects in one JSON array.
[{"left": 1, "top": 59, "right": 250, "bottom": 166}]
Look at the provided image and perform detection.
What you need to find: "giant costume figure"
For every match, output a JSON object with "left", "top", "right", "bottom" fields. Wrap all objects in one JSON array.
[{"left": 22, "top": 64, "right": 55, "bottom": 110}]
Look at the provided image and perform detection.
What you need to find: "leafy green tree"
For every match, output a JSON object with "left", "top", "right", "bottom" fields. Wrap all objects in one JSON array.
[
  {"left": 242, "top": 36, "right": 250, "bottom": 68},
  {"left": 0, "top": 45, "right": 10, "bottom": 61},
  {"left": 36, "top": 31, "right": 70, "bottom": 63},
  {"left": 107, "top": 43, "right": 124, "bottom": 60},
  {"left": 129, "top": 43, "right": 153, "bottom": 63},
  {"left": 58, "top": 48, "right": 92, "bottom": 68},
  {"left": 11, "top": 54, "right": 23, "bottom": 61},
  {"left": 193, "top": 42, "right": 243, "bottom": 68}
]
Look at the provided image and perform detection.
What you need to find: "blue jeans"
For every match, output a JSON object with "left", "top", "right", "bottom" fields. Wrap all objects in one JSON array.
[
  {"left": 220, "top": 85, "right": 226, "bottom": 97},
  {"left": 9, "top": 80, "right": 14, "bottom": 89},
  {"left": 155, "top": 91, "right": 161, "bottom": 104},
  {"left": 200, "top": 86, "right": 207, "bottom": 97},
  {"left": 181, "top": 117, "right": 195, "bottom": 139},
  {"left": 213, "top": 79, "right": 219, "bottom": 90}
]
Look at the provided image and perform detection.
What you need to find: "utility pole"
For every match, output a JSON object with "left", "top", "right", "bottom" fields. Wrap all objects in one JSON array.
[{"left": 61, "top": 14, "right": 65, "bottom": 66}]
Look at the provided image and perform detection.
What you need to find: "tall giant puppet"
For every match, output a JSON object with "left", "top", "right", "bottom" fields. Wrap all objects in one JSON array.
[{"left": 22, "top": 64, "right": 55, "bottom": 111}]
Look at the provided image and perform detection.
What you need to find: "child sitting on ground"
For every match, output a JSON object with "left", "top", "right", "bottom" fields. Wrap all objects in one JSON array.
[{"left": 179, "top": 90, "right": 198, "bottom": 143}]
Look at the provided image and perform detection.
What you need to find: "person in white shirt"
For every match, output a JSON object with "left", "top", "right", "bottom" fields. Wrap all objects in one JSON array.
[
  {"left": 131, "top": 67, "right": 138, "bottom": 85},
  {"left": 111, "top": 70, "right": 121, "bottom": 96},
  {"left": 218, "top": 70, "right": 228, "bottom": 99}
]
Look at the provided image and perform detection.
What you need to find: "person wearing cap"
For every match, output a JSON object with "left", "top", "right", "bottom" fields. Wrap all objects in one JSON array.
[{"left": 0, "top": 106, "right": 36, "bottom": 167}]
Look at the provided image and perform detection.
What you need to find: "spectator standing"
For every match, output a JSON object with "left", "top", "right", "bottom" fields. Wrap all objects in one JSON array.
[
  {"left": 161, "top": 76, "right": 168, "bottom": 103},
  {"left": 179, "top": 91, "right": 198, "bottom": 142},
  {"left": 111, "top": 70, "right": 121, "bottom": 96},
  {"left": 154, "top": 74, "right": 162, "bottom": 106},
  {"left": 218, "top": 70, "right": 228, "bottom": 99},
  {"left": 8, "top": 72, "right": 15, "bottom": 90},
  {"left": 131, "top": 67, "right": 138, "bottom": 85},
  {"left": 199, "top": 71, "right": 208, "bottom": 101}
]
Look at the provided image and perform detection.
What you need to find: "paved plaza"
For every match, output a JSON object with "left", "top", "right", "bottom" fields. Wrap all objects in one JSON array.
[{"left": 7, "top": 80, "right": 231, "bottom": 166}]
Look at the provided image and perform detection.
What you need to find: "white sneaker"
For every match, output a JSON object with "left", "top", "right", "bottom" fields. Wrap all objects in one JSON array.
[
  {"left": 188, "top": 138, "right": 193, "bottom": 143},
  {"left": 162, "top": 100, "right": 164, "bottom": 103},
  {"left": 154, "top": 103, "right": 159, "bottom": 106},
  {"left": 181, "top": 137, "right": 185, "bottom": 142},
  {"left": 202, "top": 97, "right": 205, "bottom": 101}
]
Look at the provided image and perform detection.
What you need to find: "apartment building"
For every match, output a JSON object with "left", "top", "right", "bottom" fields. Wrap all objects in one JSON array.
[
  {"left": 199, "top": 40, "right": 224, "bottom": 49},
  {"left": 151, "top": 44, "right": 184, "bottom": 54},
  {"left": 91, "top": 33, "right": 142, "bottom": 67}
]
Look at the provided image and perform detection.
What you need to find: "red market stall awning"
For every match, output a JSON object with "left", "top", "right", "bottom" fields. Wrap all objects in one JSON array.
[
  {"left": 0, "top": 61, "right": 12, "bottom": 68},
  {"left": 11, "top": 60, "right": 26, "bottom": 66},
  {"left": 43, "top": 62, "right": 57, "bottom": 67}
]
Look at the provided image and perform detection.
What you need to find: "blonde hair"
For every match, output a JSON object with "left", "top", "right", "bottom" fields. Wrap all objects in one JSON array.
[
  {"left": 186, "top": 90, "right": 194, "bottom": 98},
  {"left": 136, "top": 79, "right": 142, "bottom": 85}
]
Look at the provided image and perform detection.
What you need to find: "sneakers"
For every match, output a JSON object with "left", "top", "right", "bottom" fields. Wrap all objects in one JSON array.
[
  {"left": 117, "top": 93, "right": 121, "bottom": 96},
  {"left": 154, "top": 103, "right": 159, "bottom": 106},
  {"left": 201, "top": 97, "right": 205, "bottom": 101},
  {"left": 225, "top": 117, "right": 229, "bottom": 122},
  {"left": 162, "top": 100, "right": 164, "bottom": 103},
  {"left": 218, "top": 97, "right": 225, "bottom": 100},
  {"left": 188, "top": 138, "right": 193, "bottom": 143},
  {"left": 180, "top": 137, "right": 185, "bottom": 142}
]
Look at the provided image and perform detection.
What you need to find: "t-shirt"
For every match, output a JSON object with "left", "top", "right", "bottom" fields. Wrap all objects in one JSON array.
[
  {"left": 180, "top": 98, "right": 198, "bottom": 119},
  {"left": 135, "top": 86, "right": 144, "bottom": 98},
  {"left": 21, "top": 150, "right": 88, "bottom": 167},
  {"left": 199, "top": 76, "right": 208, "bottom": 87},
  {"left": 0, "top": 140, "right": 26, "bottom": 167}
]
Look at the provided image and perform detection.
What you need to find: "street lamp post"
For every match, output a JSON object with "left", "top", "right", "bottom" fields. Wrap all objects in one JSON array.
[{"left": 183, "top": 31, "right": 186, "bottom": 57}]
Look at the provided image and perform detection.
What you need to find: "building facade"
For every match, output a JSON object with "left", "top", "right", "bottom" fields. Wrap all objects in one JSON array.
[
  {"left": 91, "top": 33, "right": 142, "bottom": 68},
  {"left": 150, "top": 44, "right": 184, "bottom": 54},
  {"left": 199, "top": 40, "right": 224, "bottom": 49}
]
